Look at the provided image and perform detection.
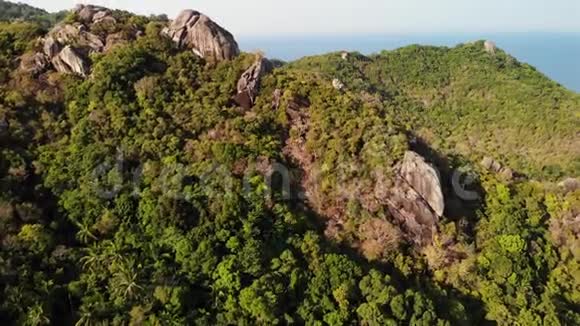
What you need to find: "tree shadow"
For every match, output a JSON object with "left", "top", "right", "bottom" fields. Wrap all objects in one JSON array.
[{"left": 269, "top": 154, "right": 489, "bottom": 325}]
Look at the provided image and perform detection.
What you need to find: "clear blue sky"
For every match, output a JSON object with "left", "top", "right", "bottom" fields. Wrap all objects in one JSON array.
[{"left": 19, "top": 0, "right": 580, "bottom": 36}]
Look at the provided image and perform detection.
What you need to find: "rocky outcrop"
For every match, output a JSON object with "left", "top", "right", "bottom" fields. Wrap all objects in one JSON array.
[
  {"left": 481, "top": 156, "right": 499, "bottom": 172},
  {"left": 281, "top": 97, "right": 444, "bottom": 246},
  {"left": 484, "top": 40, "right": 496, "bottom": 54},
  {"left": 481, "top": 156, "right": 514, "bottom": 180},
  {"left": 399, "top": 151, "right": 445, "bottom": 216},
  {"left": 20, "top": 5, "right": 140, "bottom": 77},
  {"left": 51, "top": 46, "right": 89, "bottom": 76},
  {"left": 332, "top": 78, "right": 345, "bottom": 90},
  {"left": 559, "top": 178, "right": 580, "bottom": 194},
  {"left": 385, "top": 151, "right": 444, "bottom": 245},
  {"left": 21, "top": 5, "right": 237, "bottom": 76},
  {"left": 104, "top": 32, "right": 129, "bottom": 51},
  {"left": 76, "top": 4, "right": 106, "bottom": 23},
  {"left": 162, "top": 9, "right": 239, "bottom": 62},
  {"left": 233, "top": 57, "right": 273, "bottom": 109},
  {"left": 19, "top": 52, "right": 50, "bottom": 75}
]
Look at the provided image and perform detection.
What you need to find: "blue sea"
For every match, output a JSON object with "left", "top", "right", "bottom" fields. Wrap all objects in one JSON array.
[{"left": 239, "top": 33, "right": 580, "bottom": 93}]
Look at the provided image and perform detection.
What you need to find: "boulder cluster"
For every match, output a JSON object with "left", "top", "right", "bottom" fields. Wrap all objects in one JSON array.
[
  {"left": 20, "top": 5, "right": 138, "bottom": 76},
  {"left": 20, "top": 6, "right": 242, "bottom": 77},
  {"left": 20, "top": 5, "right": 276, "bottom": 111}
]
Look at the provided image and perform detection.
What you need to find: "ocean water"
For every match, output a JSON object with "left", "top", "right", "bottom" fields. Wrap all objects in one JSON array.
[{"left": 239, "top": 33, "right": 580, "bottom": 93}]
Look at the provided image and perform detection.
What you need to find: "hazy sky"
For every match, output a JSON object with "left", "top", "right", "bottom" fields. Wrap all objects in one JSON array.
[{"left": 19, "top": 0, "right": 580, "bottom": 36}]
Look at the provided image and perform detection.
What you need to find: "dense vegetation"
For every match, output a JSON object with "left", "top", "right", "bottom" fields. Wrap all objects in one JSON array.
[
  {"left": 0, "top": 0, "right": 66, "bottom": 28},
  {"left": 290, "top": 46, "right": 580, "bottom": 179},
  {"left": 0, "top": 3, "right": 578, "bottom": 325}
]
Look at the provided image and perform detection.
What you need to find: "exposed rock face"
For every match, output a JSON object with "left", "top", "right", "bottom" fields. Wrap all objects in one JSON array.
[
  {"left": 74, "top": 4, "right": 117, "bottom": 24},
  {"left": 43, "top": 36, "right": 61, "bottom": 58},
  {"left": 51, "top": 46, "right": 89, "bottom": 76},
  {"left": 281, "top": 97, "right": 445, "bottom": 247},
  {"left": 332, "top": 78, "right": 345, "bottom": 90},
  {"left": 272, "top": 89, "right": 282, "bottom": 110},
  {"left": 77, "top": 4, "right": 102, "bottom": 23},
  {"left": 484, "top": 40, "right": 496, "bottom": 54},
  {"left": 559, "top": 178, "right": 580, "bottom": 194},
  {"left": 234, "top": 57, "right": 273, "bottom": 109},
  {"left": 19, "top": 52, "right": 50, "bottom": 75},
  {"left": 104, "top": 32, "right": 129, "bottom": 51},
  {"left": 162, "top": 9, "right": 239, "bottom": 62},
  {"left": 399, "top": 151, "right": 445, "bottom": 216},
  {"left": 39, "top": 22, "right": 101, "bottom": 75},
  {"left": 386, "top": 151, "right": 445, "bottom": 245},
  {"left": 549, "top": 207, "right": 580, "bottom": 253},
  {"left": 20, "top": 5, "right": 140, "bottom": 77},
  {"left": 500, "top": 167, "right": 514, "bottom": 180},
  {"left": 481, "top": 156, "right": 514, "bottom": 181},
  {"left": 283, "top": 95, "right": 313, "bottom": 168},
  {"left": 481, "top": 156, "right": 494, "bottom": 171}
]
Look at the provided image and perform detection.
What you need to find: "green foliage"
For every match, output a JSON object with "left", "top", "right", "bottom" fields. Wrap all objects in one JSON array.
[
  {"left": 291, "top": 42, "right": 580, "bottom": 179},
  {"left": 0, "top": 7, "right": 577, "bottom": 326},
  {"left": 0, "top": 0, "right": 66, "bottom": 28}
]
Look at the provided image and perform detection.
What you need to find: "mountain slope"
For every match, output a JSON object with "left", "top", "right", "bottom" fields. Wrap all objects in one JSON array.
[
  {"left": 290, "top": 43, "right": 580, "bottom": 179},
  {"left": 0, "top": 5, "right": 578, "bottom": 326},
  {"left": 0, "top": 0, "right": 66, "bottom": 28}
]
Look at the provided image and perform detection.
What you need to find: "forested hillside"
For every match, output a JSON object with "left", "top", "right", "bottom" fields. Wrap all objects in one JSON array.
[
  {"left": 0, "top": 0, "right": 65, "bottom": 28},
  {"left": 0, "top": 3, "right": 578, "bottom": 325}
]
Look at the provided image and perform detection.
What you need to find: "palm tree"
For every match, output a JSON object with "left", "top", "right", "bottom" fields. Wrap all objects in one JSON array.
[
  {"left": 24, "top": 304, "right": 50, "bottom": 326},
  {"left": 110, "top": 258, "right": 143, "bottom": 300},
  {"left": 80, "top": 245, "right": 102, "bottom": 272},
  {"left": 74, "top": 307, "right": 102, "bottom": 326},
  {"left": 76, "top": 221, "right": 98, "bottom": 244}
]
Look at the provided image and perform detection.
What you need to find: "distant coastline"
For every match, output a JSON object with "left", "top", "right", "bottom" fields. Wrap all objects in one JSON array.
[{"left": 240, "top": 32, "right": 580, "bottom": 92}]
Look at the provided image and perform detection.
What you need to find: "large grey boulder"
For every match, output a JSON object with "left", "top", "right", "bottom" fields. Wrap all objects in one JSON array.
[
  {"left": 51, "top": 46, "right": 89, "bottom": 76},
  {"left": 399, "top": 151, "right": 445, "bottom": 216},
  {"left": 234, "top": 57, "right": 272, "bottom": 109},
  {"left": 332, "top": 78, "right": 345, "bottom": 91},
  {"left": 49, "top": 23, "right": 104, "bottom": 53},
  {"left": 41, "top": 24, "right": 99, "bottom": 75},
  {"left": 50, "top": 24, "right": 81, "bottom": 45},
  {"left": 74, "top": 4, "right": 112, "bottom": 24},
  {"left": 480, "top": 156, "right": 514, "bottom": 180},
  {"left": 43, "top": 36, "right": 61, "bottom": 58},
  {"left": 272, "top": 88, "right": 282, "bottom": 110},
  {"left": 484, "top": 40, "right": 497, "bottom": 54},
  {"left": 162, "top": 9, "right": 239, "bottom": 61},
  {"left": 385, "top": 151, "right": 445, "bottom": 245}
]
